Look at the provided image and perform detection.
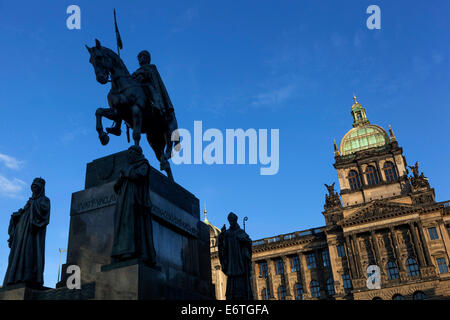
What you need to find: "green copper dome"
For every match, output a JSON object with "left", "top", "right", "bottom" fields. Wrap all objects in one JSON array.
[
  {"left": 340, "top": 124, "right": 389, "bottom": 156},
  {"left": 339, "top": 97, "right": 390, "bottom": 156}
]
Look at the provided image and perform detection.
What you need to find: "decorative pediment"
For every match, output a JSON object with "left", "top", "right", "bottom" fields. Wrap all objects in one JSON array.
[{"left": 339, "top": 200, "right": 418, "bottom": 226}]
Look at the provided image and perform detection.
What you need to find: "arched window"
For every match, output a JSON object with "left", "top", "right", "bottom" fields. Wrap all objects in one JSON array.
[
  {"left": 406, "top": 258, "right": 420, "bottom": 277},
  {"left": 383, "top": 161, "right": 398, "bottom": 182},
  {"left": 413, "top": 291, "right": 426, "bottom": 300},
  {"left": 326, "top": 278, "right": 335, "bottom": 296},
  {"left": 348, "top": 170, "right": 361, "bottom": 191},
  {"left": 310, "top": 280, "right": 320, "bottom": 298},
  {"left": 261, "top": 287, "right": 270, "bottom": 300},
  {"left": 386, "top": 261, "right": 400, "bottom": 280},
  {"left": 365, "top": 166, "right": 379, "bottom": 186},
  {"left": 392, "top": 294, "right": 405, "bottom": 300},
  {"left": 294, "top": 283, "right": 303, "bottom": 300},
  {"left": 277, "top": 286, "right": 286, "bottom": 300}
]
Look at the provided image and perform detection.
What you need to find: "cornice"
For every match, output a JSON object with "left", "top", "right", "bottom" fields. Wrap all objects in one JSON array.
[
  {"left": 338, "top": 201, "right": 421, "bottom": 227},
  {"left": 252, "top": 234, "right": 327, "bottom": 253}
]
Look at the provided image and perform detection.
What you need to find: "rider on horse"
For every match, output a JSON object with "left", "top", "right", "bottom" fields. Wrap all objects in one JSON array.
[{"left": 107, "top": 50, "right": 176, "bottom": 137}]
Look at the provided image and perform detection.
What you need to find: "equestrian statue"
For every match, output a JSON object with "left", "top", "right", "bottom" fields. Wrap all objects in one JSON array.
[{"left": 85, "top": 39, "right": 180, "bottom": 181}]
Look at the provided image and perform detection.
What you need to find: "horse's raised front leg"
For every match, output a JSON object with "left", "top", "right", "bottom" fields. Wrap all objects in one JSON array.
[
  {"left": 95, "top": 107, "right": 119, "bottom": 146},
  {"left": 131, "top": 105, "right": 142, "bottom": 146},
  {"left": 106, "top": 119, "right": 122, "bottom": 136}
]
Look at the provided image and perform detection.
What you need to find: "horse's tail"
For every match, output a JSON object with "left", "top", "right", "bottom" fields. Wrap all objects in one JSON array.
[
  {"left": 167, "top": 114, "right": 181, "bottom": 153},
  {"left": 172, "top": 130, "right": 181, "bottom": 152}
]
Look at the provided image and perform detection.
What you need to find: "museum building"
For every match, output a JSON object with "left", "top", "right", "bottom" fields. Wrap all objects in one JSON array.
[{"left": 206, "top": 97, "right": 450, "bottom": 300}]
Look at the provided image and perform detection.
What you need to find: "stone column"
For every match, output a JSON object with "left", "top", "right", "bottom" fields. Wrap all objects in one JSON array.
[
  {"left": 281, "top": 256, "right": 292, "bottom": 299},
  {"left": 266, "top": 259, "right": 275, "bottom": 299},
  {"left": 299, "top": 252, "right": 311, "bottom": 299},
  {"left": 357, "top": 163, "right": 366, "bottom": 187},
  {"left": 295, "top": 253, "right": 306, "bottom": 299},
  {"left": 344, "top": 235, "right": 358, "bottom": 278},
  {"left": 356, "top": 163, "right": 366, "bottom": 202},
  {"left": 367, "top": 231, "right": 380, "bottom": 266},
  {"left": 314, "top": 249, "right": 327, "bottom": 298},
  {"left": 416, "top": 222, "right": 433, "bottom": 266},
  {"left": 375, "top": 161, "right": 383, "bottom": 183},
  {"left": 389, "top": 226, "right": 404, "bottom": 271},
  {"left": 351, "top": 233, "right": 364, "bottom": 277},
  {"left": 408, "top": 222, "right": 426, "bottom": 267},
  {"left": 251, "top": 262, "right": 258, "bottom": 300},
  {"left": 370, "top": 231, "right": 381, "bottom": 267}
]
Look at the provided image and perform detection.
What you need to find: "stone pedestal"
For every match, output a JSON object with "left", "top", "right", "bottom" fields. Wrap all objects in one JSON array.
[
  {"left": 57, "top": 150, "right": 214, "bottom": 299},
  {"left": 0, "top": 283, "right": 51, "bottom": 300},
  {"left": 95, "top": 259, "right": 167, "bottom": 300}
]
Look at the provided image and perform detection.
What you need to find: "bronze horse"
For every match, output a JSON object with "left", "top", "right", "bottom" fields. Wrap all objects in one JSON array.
[{"left": 85, "top": 39, "right": 180, "bottom": 181}]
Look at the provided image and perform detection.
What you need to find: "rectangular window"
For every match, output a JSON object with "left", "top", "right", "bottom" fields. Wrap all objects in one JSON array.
[
  {"left": 274, "top": 258, "right": 284, "bottom": 275},
  {"left": 259, "top": 261, "right": 268, "bottom": 278},
  {"left": 436, "top": 258, "right": 449, "bottom": 274},
  {"left": 306, "top": 253, "right": 317, "bottom": 269},
  {"left": 337, "top": 244, "right": 346, "bottom": 257},
  {"left": 342, "top": 274, "right": 352, "bottom": 289},
  {"left": 290, "top": 256, "right": 300, "bottom": 272},
  {"left": 322, "top": 250, "right": 331, "bottom": 267},
  {"left": 428, "top": 227, "right": 439, "bottom": 240}
]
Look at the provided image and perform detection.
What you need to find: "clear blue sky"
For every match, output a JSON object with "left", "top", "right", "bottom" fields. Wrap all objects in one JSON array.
[{"left": 0, "top": 0, "right": 449, "bottom": 288}]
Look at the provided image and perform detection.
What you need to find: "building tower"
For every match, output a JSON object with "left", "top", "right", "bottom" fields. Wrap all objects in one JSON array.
[
  {"left": 324, "top": 96, "right": 436, "bottom": 226},
  {"left": 323, "top": 97, "right": 449, "bottom": 300}
]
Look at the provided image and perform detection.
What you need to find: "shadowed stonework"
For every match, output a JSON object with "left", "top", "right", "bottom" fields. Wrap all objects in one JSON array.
[{"left": 53, "top": 150, "right": 214, "bottom": 299}]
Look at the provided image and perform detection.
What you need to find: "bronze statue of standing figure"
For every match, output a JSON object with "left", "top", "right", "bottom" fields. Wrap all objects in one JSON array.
[
  {"left": 3, "top": 178, "right": 50, "bottom": 288},
  {"left": 218, "top": 212, "right": 254, "bottom": 300},
  {"left": 110, "top": 145, "right": 157, "bottom": 267},
  {"left": 85, "top": 39, "right": 180, "bottom": 181}
]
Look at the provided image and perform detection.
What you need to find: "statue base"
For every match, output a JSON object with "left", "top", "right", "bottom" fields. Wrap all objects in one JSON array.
[
  {"left": 56, "top": 150, "right": 214, "bottom": 300},
  {"left": 94, "top": 258, "right": 211, "bottom": 299},
  {"left": 0, "top": 283, "right": 51, "bottom": 300}
]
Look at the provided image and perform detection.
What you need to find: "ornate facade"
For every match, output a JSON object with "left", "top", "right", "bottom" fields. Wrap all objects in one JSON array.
[{"left": 208, "top": 97, "right": 450, "bottom": 300}]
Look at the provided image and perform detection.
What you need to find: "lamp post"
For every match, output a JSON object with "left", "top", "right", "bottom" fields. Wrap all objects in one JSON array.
[{"left": 57, "top": 248, "right": 67, "bottom": 283}]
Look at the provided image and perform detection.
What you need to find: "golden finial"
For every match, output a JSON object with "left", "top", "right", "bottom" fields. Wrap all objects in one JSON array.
[
  {"left": 203, "top": 202, "right": 208, "bottom": 222},
  {"left": 389, "top": 124, "right": 396, "bottom": 142},
  {"left": 333, "top": 139, "right": 340, "bottom": 156},
  {"left": 353, "top": 94, "right": 357, "bottom": 104}
]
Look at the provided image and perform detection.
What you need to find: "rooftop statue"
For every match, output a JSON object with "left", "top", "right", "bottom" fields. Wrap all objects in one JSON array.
[
  {"left": 324, "top": 182, "right": 336, "bottom": 196},
  {"left": 86, "top": 39, "right": 180, "bottom": 182},
  {"left": 409, "top": 161, "right": 420, "bottom": 179}
]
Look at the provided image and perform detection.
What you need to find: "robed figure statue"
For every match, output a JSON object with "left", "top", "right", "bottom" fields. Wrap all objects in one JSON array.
[
  {"left": 110, "top": 145, "right": 157, "bottom": 267},
  {"left": 218, "top": 212, "right": 253, "bottom": 300},
  {"left": 3, "top": 178, "right": 50, "bottom": 288}
]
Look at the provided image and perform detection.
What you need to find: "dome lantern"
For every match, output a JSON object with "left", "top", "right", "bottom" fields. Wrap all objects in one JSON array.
[
  {"left": 340, "top": 97, "right": 390, "bottom": 156},
  {"left": 351, "top": 96, "right": 370, "bottom": 128}
]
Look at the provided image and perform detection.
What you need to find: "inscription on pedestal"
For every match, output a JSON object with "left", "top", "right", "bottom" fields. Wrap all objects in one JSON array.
[{"left": 71, "top": 183, "right": 199, "bottom": 237}]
